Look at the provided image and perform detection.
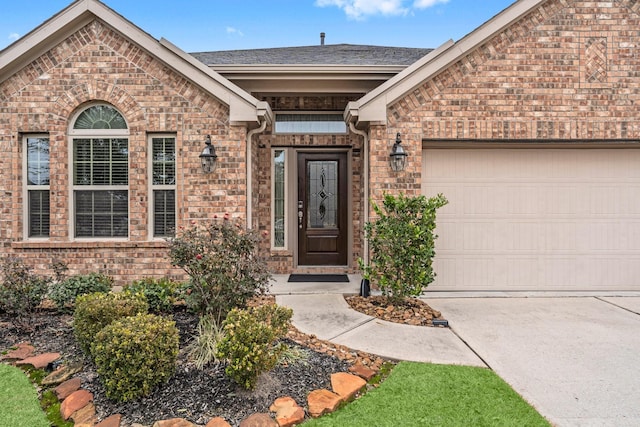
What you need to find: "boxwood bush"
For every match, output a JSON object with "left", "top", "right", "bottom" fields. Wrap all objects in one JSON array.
[
  {"left": 72, "top": 292, "right": 148, "bottom": 355},
  {"left": 92, "top": 313, "right": 179, "bottom": 402},
  {"left": 216, "top": 304, "right": 292, "bottom": 389}
]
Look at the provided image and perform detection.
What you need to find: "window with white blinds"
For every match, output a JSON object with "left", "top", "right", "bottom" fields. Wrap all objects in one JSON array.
[
  {"left": 71, "top": 105, "right": 129, "bottom": 238},
  {"left": 150, "top": 136, "right": 176, "bottom": 237},
  {"left": 25, "top": 136, "right": 50, "bottom": 237}
]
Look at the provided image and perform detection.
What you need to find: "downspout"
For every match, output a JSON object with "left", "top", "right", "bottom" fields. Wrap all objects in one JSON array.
[
  {"left": 246, "top": 118, "right": 268, "bottom": 229},
  {"left": 348, "top": 122, "right": 370, "bottom": 266}
]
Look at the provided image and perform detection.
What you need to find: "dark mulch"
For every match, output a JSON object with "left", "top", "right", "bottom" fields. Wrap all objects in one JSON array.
[{"left": 0, "top": 308, "right": 353, "bottom": 427}]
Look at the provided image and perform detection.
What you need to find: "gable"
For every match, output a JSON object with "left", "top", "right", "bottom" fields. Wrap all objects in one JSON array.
[
  {"left": 349, "top": 0, "right": 640, "bottom": 138},
  {"left": 0, "top": 0, "right": 270, "bottom": 125}
]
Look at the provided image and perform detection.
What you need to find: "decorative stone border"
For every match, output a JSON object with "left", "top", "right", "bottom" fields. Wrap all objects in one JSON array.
[{"left": 2, "top": 341, "right": 379, "bottom": 427}]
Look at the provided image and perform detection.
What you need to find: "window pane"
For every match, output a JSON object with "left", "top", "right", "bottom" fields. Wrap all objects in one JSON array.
[
  {"left": 152, "top": 137, "right": 176, "bottom": 185},
  {"left": 27, "top": 138, "right": 50, "bottom": 186},
  {"left": 75, "top": 190, "right": 128, "bottom": 237},
  {"left": 28, "top": 190, "right": 50, "bottom": 237},
  {"left": 275, "top": 114, "right": 346, "bottom": 134},
  {"left": 307, "top": 160, "right": 338, "bottom": 228},
  {"left": 74, "top": 138, "right": 129, "bottom": 185},
  {"left": 154, "top": 190, "right": 175, "bottom": 237},
  {"left": 273, "top": 150, "right": 285, "bottom": 247},
  {"left": 74, "top": 105, "right": 127, "bottom": 129}
]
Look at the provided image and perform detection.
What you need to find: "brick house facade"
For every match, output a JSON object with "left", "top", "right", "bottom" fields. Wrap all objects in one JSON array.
[{"left": 2, "top": 0, "right": 640, "bottom": 291}]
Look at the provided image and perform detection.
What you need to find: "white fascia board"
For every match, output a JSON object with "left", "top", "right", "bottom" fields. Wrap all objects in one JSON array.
[
  {"left": 0, "top": 0, "right": 269, "bottom": 124},
  {"left": 355, "top": 40, "right": 454, "bottom": 123},
  {"left": 353, "top": 0, "right": 545, "bottom": 124},
  {"left": 0, "top": 0, "right": 95, "bottom": 79},
  {"left": 159, "top": 39, "right": 269, "bottom": 124},
  {"left": 209, "top": 64, "right": 406, "bottom": 75}
]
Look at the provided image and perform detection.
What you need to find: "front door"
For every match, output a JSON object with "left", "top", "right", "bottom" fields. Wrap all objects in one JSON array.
[{"left": 297, "top": 152, "right": 348, "bottom": 265}]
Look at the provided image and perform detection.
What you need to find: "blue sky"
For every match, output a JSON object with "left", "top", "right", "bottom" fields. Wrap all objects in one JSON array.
[{"left": 1, "top": 0, "right": 516, "bottom": 52}]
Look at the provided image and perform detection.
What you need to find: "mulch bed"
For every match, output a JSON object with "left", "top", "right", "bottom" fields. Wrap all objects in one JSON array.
[
  {"left": 0, "top": 296, "right": 392, "bottom": 426},
  {"left": 345, "top": 295, "right": 446, "bottom": 326},
  {"left": 0, "top": 295, "right": 445, "bottom": 426}
]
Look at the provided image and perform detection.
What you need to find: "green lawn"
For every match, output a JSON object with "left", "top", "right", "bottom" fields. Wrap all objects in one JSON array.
[
  {"left": 0, "top": 364, "right": 49, "bottom": 427},
  {"left": 305, "top": 362, "right": 551, "bottom": 427}
]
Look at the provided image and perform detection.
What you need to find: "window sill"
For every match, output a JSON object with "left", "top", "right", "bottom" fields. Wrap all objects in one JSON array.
[{"left": 12, "top": 240, "right": 169, "bottom": 250}]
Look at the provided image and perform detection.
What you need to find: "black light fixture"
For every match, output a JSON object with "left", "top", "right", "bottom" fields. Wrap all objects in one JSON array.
[
  {"left": 199, "top": 135, "right": 218, "bottom": 173},
  {"left": 389, "top": 133, "right": 408, "bottom": 172}
]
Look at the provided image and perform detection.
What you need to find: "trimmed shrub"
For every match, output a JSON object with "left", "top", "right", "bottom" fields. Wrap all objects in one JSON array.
[
  {"left": 216, "top": 304, "right": 293, "bottom": 389},
  {"left": 0, "top": 257, "right": 50, "bottom": 330},
  {"left": 123, "top": 277, "right": 179, "bottom": 314},
  {"left": 361, "top": 193, "right": 448, "bottom": 302},
  {"left": 92, "top": 313, "right": 179, "bottom": 402},
  {"left": 168, "top": 217, "right": 271, "bottom": 323},
  {"left": 49, "top": 273, "right": 112, "bottom": 312},
  {"left": 72, "top": 292, "right": 148, "bottom": 355}
]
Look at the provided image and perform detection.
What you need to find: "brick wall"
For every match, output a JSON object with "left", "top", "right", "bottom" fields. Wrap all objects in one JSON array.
[
  {"left": 0, "top": 20, "right": 247, "bottom": 284},
  {"left": 371, "top": 0, "right": 640, "bottom": 207}
]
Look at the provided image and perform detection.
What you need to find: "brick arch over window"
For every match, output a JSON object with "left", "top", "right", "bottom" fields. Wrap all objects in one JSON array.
[{"left": 51, "top": 80, "right": 145, "bottom": 131}]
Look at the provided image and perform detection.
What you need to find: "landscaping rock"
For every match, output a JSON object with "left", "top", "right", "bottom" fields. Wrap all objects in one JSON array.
[
  {"left": 152, "top": 418, "right": 197, "bottom": 427},
  {"left": 307, "top": 389, "right": 342, "bottom": 418},
  {"left": 331, "top": 372, "right": 366, "bottom": 402},
  {"left": 42, "top": 361, "right": 83, "bottom": 385},
  {"left": 0, "top": 342, "right": 35, "bottom": 361},
  {"left": 95, "top": 414, "right": 122, "bottom": 427},
  {"left": 15, "top": 352, "right": 60, "bottom": 369},
  {"left": 60, "top": 389, "right": 93, "bottom": 420},
  {"left": 269, "top": 396, "right": 305, "bottom": 427},
  {"left": 205, "top": 417, "right": 231, "bottom": 427},
  {"left": 349, "top": 364, "right": 377, "bottom": 380},
  {"left": 54, "top": 377, "right": 82, "bottom": 400},
  {"left": 70, "top": 402, "right": 96, "bottom": 425},
  {"left": 239, "top": 413, "right": 278, "bottom": 427}
]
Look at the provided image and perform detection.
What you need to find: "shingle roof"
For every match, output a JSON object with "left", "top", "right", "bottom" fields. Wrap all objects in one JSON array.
[{"left": 190, "top": 44, "right": 433, "bottom": 66}]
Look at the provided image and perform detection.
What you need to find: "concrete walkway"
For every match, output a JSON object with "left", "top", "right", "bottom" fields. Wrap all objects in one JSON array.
[{"left": 270, "top": 275, "right": 640, "bottom": 427}]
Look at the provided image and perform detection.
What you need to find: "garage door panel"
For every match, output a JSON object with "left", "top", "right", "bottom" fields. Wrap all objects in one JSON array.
[{"left": 423, "top": 148, "right": 640, "bottom": 291}]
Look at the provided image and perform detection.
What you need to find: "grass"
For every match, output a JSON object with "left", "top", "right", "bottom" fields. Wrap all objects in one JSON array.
[
  {"left": 0, "top": 364, "right": 49, "bottom": 427},
  {"left": 304, "top": 362, "right": 551, "bottom": 427}
]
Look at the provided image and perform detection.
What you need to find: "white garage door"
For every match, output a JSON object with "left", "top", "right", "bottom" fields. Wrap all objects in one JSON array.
[{"left": 422, "top": 148, "right": 640, "bottom": 291}]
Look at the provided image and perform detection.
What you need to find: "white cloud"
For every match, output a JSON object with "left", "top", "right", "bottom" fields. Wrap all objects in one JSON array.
[
  {"left": 316, "top": 0, "right": 447, "bottom": 19},
  {"left": 226, "top": 27, "right": 244, "bottom": 37},
  {"left": 315, "top": 0, "right": 408, "bottom": 20},
  {"left": 413, "top": 0, "right": 449, "bottom": 9},
  {"left": 8, "top": 33, "right": 20, "bottom": 42}
]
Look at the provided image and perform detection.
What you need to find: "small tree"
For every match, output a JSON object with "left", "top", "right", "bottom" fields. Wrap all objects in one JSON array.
[
  {"left": 168, "top": 216, "right": 271, "bottom": 323},
  {"left": 360, "top": 193, "right": 448, "bottom": 303}
]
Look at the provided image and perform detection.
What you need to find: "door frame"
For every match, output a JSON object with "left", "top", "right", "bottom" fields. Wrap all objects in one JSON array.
[{"left": 294, "top": 148, "right": 352, "bottom": 267}]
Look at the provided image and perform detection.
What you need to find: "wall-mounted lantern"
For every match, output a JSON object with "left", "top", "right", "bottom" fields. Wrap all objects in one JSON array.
[
  {"left": 199, "top": 135, "right": 218, "bottom": 173},
  {"left": 389, "top": 133, "right": 408, "bottom": 172}
]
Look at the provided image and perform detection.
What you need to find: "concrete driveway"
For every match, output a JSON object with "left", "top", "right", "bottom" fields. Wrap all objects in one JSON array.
[{"left": 425, "top": 297, "right": 640, "bottom": 427}]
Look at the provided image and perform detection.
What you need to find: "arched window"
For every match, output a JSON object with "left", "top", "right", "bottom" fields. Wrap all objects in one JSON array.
[{"left": 70, "top": 104, "right": 129, "bottom": 238}]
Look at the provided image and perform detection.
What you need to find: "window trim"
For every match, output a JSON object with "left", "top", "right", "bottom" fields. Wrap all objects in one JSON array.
[
  {"left": 271, "top": 148, "right": 289, "bottom": 250},
  {"left": 69, "top": 103, "right": 130, "bottom": 240},
  {"left": 23, "top": 134, "right": 50, "bottom": 240},
  {"left": 148, "top": 133, "right": 177, "bottom": 239},
  {"left": 273, "top": 112, "right": 347, "bottom": 135}
]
